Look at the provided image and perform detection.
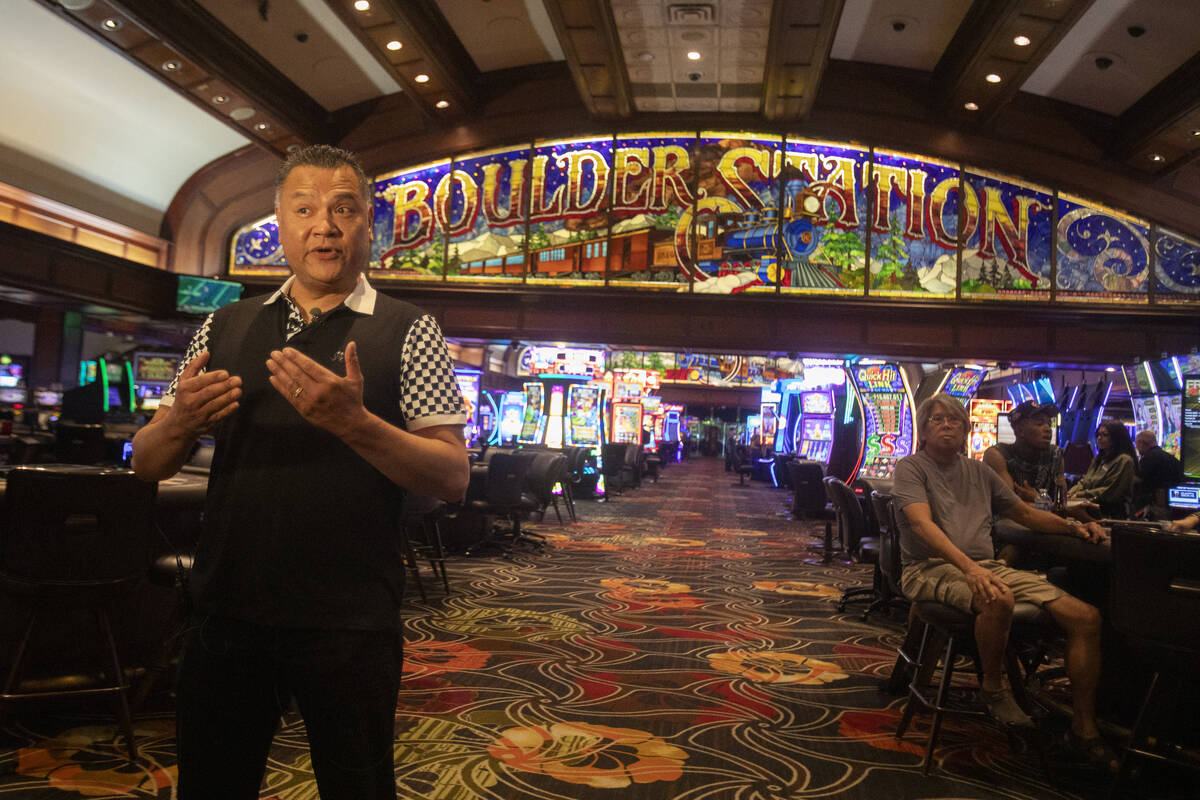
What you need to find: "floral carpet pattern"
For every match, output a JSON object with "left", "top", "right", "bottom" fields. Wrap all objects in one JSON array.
[{"left": 0, "top": 458, "right": 1131, "bottom": 798}]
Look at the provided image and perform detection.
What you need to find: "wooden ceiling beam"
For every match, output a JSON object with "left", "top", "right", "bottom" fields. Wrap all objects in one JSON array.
[
  {"left": 105, "top": 0, "right": 333, "bottom": 145},
  {"left": 327, "top": 0, "right": 482, "bottom": 121},
  {"left": 932, "top": 0, "right": 1096, "bottom": 126},
  {"left": 1110, "top": 50, "right": 1200, "bottom": 167},
  {"left": 761, "top": 0, "right": 844, "bottom": 121},
  {"left": 541, "top": 0, "right": 632, "bottom": 119}
]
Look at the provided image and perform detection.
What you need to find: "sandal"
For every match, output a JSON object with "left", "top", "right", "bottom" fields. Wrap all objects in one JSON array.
[{"left": 1063, "top": 728, "right": 1120, "bottom": 773}]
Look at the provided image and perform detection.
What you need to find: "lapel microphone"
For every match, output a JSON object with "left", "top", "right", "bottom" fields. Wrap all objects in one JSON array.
[{"left": 310, "top": 307, "right": 323, "bottom": 321}]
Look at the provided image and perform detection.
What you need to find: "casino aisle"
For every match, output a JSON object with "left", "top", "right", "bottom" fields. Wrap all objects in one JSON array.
[{"left": 0, "top": 456, "right": 1112, "bottom": 799}]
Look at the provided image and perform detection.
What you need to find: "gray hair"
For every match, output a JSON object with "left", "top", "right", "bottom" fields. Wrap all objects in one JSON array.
[
  {"left": 273, "top": 144, "right": 372, "bottom": 208},
  {"left": 915, "top": 392, "right": 970, "bottom": 441}
]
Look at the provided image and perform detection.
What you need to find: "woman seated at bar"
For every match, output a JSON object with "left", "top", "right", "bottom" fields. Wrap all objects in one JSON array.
[{"left": 1066, "top": 421, "right": 1136, "bottom": 518}]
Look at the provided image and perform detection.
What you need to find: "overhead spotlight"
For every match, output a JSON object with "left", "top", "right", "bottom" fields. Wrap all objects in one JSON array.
[
  {"left": 1013, "top": 35, "right": 1031, "bottom": 46},
  {"left": 686, "top": 51, "right": 701, "bottom": 61},
  {"left": 161, "top": 59, "right": 182, "bottom": 72},
  {"left": 1094, "top": 56, "right": 1113, "bottom": 70},
  {"left": 435, "top": 99, "right": 450, "bottom": 109},
  {"left": 101, "top": 17, "right": 122, "bottom": 30},
  {"left": 964, "top": 101, "right": 979, "bottom": 111},
  {"left": 1149, "top": 153, "right": 1165, "bottom": 163},
  {"left": 386, "top": 40, "right": 402, "bottom": 51},
  {"left": 212, "top": 94, "right": 229, "bottom": 104},
  {"left": 985, "top": 73, "right": 1002, "bottom": 83},
  {"left": 1191, "top": 129, "right": 1200, "bottom": 137},
  {"left": 353, "top": 0, "right": 370, "bottom": 11},
  {"left": 414, "top": 73, "right": 430, "bottom": 83},
  {"left": 255, "top": 122, "right": 270, "bottom": 132}
]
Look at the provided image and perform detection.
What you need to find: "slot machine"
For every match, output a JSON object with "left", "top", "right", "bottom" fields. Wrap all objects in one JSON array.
[
  {"left": 517, "top": 382, "right": 545, "bottom": 445},
  {"left": 498, "top": 391, "right": 526, "bottom": 445},
  {"left": 795, "top": 389, "right": 835, "bottom": 464},
  {"left": 132, "top": 352, "right": 182, "bottom": 413},
  {"left": 454, "top": 370, "right": 482, "bottom": 446},
  {"left": 848, "top": 360, "right": 916, "bottom": 484}
]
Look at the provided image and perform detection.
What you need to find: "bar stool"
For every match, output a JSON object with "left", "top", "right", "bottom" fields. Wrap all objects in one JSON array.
[
  {"left": 895, "top": 600, "right": 1050, "bottom": 775},
  {"left": 0, "top": 466, "right": 156, "bottom": 762}
]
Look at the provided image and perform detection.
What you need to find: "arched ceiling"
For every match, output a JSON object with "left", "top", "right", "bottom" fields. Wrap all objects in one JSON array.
[{"left": 7, "top": 0, "right": 1200, "bottom": 242}]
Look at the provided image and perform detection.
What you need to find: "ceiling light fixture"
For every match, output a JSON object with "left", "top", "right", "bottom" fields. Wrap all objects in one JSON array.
[
  {"left": 101, "top": 17, "right": 122, "bottom": 31},
  {"left": 414, "top": 73, "right": 430, "bottom": 83},
  {"left": 255, "top": 122, "right": 270, "bottom": 132},
  {"left": 435, "top": 100, "right": 449, "bottom": 109},
  {"left": 1190, "top": 129, "right": 1200, "bottom": 137},
  {"left": 386, "top": 40, "right": 402, "bottom": 51},
  {"left": 162, "top": 60, "right": 182, "bottom": 72},
  {"left": 686, "top": 51, "right": 701, "bottom": 61},
  {"left": 230, "top": 107, "right": 256, "bottom": 121},
  {"left": 1149, "top": 153, "right": 1165, "bottom": 162},
  {"left": 985, "top": 73, "right": 1002, "bottom": 83},
  {"left": 964, "top": 101, "right": 979, "bottom": 111},
  {"left": 1013, "top": 35, "right": 1031, "bottom": 46},
  {"left": 353, "top": 0, "right": 370, "bottom": 11},
  {"left": 212, "top": 94, "right": 229, "bottom": 104}
]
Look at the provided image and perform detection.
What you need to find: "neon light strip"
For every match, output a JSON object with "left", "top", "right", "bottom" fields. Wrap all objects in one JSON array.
[
  {"left": 1143, "top": 363, "right": 1164, "bottom": 443},
  {"left": 99, "top": 358, "right": 110, "bottom": 413}
]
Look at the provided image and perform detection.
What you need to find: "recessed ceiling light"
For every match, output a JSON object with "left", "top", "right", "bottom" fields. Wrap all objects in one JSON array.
[
  {"left": 212, "top": 94, "right": 229, "bottom": 104},
  {"left": 386, "top": 40, "right": 402, "bottom": 51},
  {"left": 101, "top": 17, "right": 122, "bottom": 31},
  {"left": 1190, "top": 129, "right": 1200, "bottom": 137},
  {"left": 638, "top": 51, "right": 654, "bottom": 63},
  {"left": 435, "top": 100, "right": 450, "bottom": 109},
  {"left": 1013, "top": 35, "right": 1031, "bottom": 46},
  {"left": 255, "top": 122, "right": 270, "bottom": 132},
  {"left": 985, "top": 73, "right": 1002, "bottom": 83},
  {"left": 964, "top": 101, "right": 979, "bottom": 111},
  {"left": 230, "top": 107, "right": 256, "bottom": 121},
  {"left": 1149, "top": 153, "right": 1165, "bottom": 162},
  {"left": 353, "top": 0, "right": 370, "bottom": 10},
  {"left": 59, "top": 0, "right": 95, "bottom": 9},
  {"left": 162, "top": 59, "right": 182, "bottom": 72},
  {"left": 686, "top": 51, "right": 702, "bottom": 61},
  {"left": 414, "top": 73, "right": 430, "bottom": 83}
]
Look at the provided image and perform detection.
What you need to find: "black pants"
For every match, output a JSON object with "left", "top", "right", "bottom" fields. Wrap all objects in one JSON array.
[{"left": 176, "top": 615, "right": 402, "bottom": 799}]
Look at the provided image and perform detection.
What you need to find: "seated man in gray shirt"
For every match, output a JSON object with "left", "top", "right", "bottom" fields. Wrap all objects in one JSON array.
[{"left": 892, "top": 393, "right": 1115, "bottom": 769}]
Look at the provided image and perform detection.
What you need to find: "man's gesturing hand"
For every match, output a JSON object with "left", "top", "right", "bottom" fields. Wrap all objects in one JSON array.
[
  {"left": 169, "top": 351, "right": 242, "bottom": 436},
  {"left": 266, "top": 342, "right": 366, "bottom": 438}
]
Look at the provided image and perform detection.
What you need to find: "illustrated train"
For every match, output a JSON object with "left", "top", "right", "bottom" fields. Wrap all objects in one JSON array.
[{"left": 455, "top": 185, "right": 842, "bottom": 287}]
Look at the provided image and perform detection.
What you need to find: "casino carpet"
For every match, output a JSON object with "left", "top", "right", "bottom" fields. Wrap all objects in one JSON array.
[{"left": 0, "top": 457, "right": 1162, "bottom": 798}]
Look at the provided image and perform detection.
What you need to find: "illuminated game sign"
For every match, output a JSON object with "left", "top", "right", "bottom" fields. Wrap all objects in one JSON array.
[
  {"left": 943, "top": 367, "right": 987, "bottom": 401},
  {"left": 518, "top": 382, "right": 544, "bottom": 444},
  {"left": 567, "top": 384, "right": 603, "bottom": 447},
  {"left": 851, "top": 362, "right": 915, "bottom": 480},
  {"left": 528, "top": 347, "right": 605, "bottom": 378}
]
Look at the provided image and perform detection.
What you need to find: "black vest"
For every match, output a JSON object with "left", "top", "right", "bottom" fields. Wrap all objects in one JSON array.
[{"left": 194, "top": 292, "right": 423, "bottom": 629}]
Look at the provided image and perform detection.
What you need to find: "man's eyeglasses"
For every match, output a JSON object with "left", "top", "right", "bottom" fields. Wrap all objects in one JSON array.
[{"left": 928, "top": 415, "right": 964, "bottom": 428}]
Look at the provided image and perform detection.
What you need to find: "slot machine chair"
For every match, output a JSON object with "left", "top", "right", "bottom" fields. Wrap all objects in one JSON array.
[
  {"left": 867, "top": 492, "right": 909, "bottom": 622},
  {"left": 466, "top": 452, "right": 540, "bottom": 555},
  {"left": 1108, "top": 525, "right": 1200, "bottom": 797},
  {"left": 823, "top": 477, "right": 880, "bottom": 611},
  {"left": 53, "top": 422, "right": 107, "bottom": 465},
  {"left": 0, "top": 466, "right": 156, "bottom": 761}
]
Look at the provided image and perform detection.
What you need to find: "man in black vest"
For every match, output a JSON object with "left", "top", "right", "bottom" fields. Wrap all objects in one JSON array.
[{"left": 132, "top": 145, "right": 469, "bottom": 797}]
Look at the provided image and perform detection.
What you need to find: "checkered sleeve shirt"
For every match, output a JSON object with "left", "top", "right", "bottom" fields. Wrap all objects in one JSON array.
[
  {"left": 159, "top": 309, "right": 467, "bottom": 431},
  {"left": 400, "top": 314, "right": 468, "bottom": 431}
]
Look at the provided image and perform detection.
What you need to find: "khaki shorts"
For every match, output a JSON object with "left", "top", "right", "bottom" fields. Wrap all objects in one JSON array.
[{"left": 900, "top": 559, "right": 1065, "bottom": 614}]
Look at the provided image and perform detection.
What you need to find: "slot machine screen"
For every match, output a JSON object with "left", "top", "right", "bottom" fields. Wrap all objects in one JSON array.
[
  {"left": 1183, "top": 375, "right": 1200, "bottom": 478},
  {"left": 33, "top": 389, "right": 62, "bottom": 406},
  {"left": 0, "top": 388, "right": 24, "bottom": 403},
  {"left": 133, "top": 353, "right": 181, "bottom": 385},
  {"left": 801, "top": 392, "right": 833, "bottom": 414},
  {"left": 801, "top": 417, "right": 833, "bottom": 442}
]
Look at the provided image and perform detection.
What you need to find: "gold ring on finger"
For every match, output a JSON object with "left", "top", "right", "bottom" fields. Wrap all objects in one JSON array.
[{"left": 293, "top": 385, "right": 303, "bottom": 399}]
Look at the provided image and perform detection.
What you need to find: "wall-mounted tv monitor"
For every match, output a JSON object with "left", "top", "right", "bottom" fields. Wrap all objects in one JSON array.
[{"left": 177, "top": 275, "right": 244, "bottom": 315}]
